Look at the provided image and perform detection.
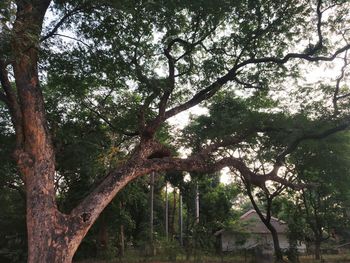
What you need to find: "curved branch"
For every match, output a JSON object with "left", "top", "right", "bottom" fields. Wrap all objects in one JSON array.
[
  {"left": 40, "top": 2, "right": 92, "bottom": 42},
  {"left": 158, "top": 46, "right": 175, "bottom": 119},
  {"left": 50, "top": 33, "right": 91, "bottom": 47},
  {"left": 333, "top": 51, "right": 349, "bottom": 114},
  {"left": 312, "top": 0, "right": 324, "bottom": 55},
  {"left": 281, "top": 120, "right": 350, "bottom": 161},
  {"left": 163, "top": 43, "right": 350, "bottom": 123},
  {"left": 271, "top": 119, "right": 350, "bottom": 174},
  {"left": 0, "top": 61, "right": 23, "bottom": 148},
  {"left": 82, "top": 101, "right": 139, "bottom": 137},
  {"left": 148, "top": 33, "right": 217, "bottom": 133}
]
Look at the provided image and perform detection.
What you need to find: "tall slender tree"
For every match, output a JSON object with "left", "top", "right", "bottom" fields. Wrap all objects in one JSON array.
[{"left": 244, "top": 179, "right": 287, "bottom": 262}]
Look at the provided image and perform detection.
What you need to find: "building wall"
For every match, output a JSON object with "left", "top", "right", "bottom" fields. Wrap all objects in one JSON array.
[{"left": 221, "top": 232, "right": 305, "bottom": 253}]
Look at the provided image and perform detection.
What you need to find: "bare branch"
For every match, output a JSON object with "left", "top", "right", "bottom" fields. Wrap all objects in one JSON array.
[
  {"left": 271, "top": 119, "right": 350, "bottom": 174},
  {"left": 0, "top": 61, "right": 23, "bottom": 148},
  {"left": 163, "top": 42, "right": 350, "bottom": 124},
  {"left": 147, "top": 33, "right": 217, "bottom": 133},
  {"left": 164, "top": 78, "right": 223, "bottom": 120},
  {"left": 138, "top": 92, "right": 158, "bottom": 135},
  {"left": 145, "top": 153, "right": 304, "bottom": 190},
  {"left": 333, "top": 51, "right": 349, "bottom": 114},
  {"left": 158, "top": 45, "right": 175, "bottom": 118},
  {"left": 233, "top": 76, "right": 262, "bottom": 89},
  {"left": 312, "top": 0, "right": 324, "bottom": 55},
  {"left": 40, "top": 2, "right": 92, "bottom": 42},
  {"left": 50, "top": 33, "right": 91, "bottom": 47},
  {"left": 235, "top": 43, "right": 350, "bottom": 69},
  {"left": 199, "top": 134, "right": 252, "bottom": 156},
  {"left": 336, "top": 92, "right": 350, "bottom": 101},
  {"left": 82, "top": 101, "right": 139, "bottom": 137}
]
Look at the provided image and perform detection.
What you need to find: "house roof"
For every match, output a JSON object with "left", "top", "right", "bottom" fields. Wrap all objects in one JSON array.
[
  {"left": 239, "top": 209, "right": 287, "bottom": 234},
  {"left": 214, "top": 209, "right": 287, "bottom": 236}
]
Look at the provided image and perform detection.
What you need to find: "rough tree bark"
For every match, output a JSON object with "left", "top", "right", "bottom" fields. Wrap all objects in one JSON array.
[{"left": 9, "top": 1, "right": 74, "bottom": 262}]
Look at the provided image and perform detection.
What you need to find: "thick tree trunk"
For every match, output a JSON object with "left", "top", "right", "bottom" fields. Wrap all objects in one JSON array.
[
  {"left": 315, "top": 239, "right": 321, "bottom": 260},
  {"left": 27, "top": 212, "right": 75, "bottom": 262},
  {"left": 9, "top": 2, "right": 87, "bottom": 262},
  {"left": 11, "top": 10, "right": 73, "bottom": 263},
  {"left": 268, "top": 225, "right": 284, "bottom": 262}
]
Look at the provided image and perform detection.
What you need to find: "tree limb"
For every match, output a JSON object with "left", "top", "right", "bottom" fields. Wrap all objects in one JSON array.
[
  {"left": 333, "top": 50, "right": 348, "bottom": 114},
  {"left": 82, "top": 101, "right": 139, "bottom": 137},
  {"left": 158, "top": 44, "right": 175, "bottom": 120},
  {"left": 40, "top": 2, "right": 91, "bottom": 42},
  {"left": 270, "top": 119, "right": 350, "bottom": 175},
  {"left": 0, "top": 60, "right": 24, "bottom": 148},
  {"left": 148, "top": 33, "right": 217, "bottom": 133},
  {"left": 163, "top": 44, "right": 350, "bottom": 124},
  {"left": 50, "top": 33, "right": 91, "bottom": 47}
]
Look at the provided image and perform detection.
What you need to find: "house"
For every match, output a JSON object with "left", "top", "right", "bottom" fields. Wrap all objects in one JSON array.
[
  {"left": 335, "top": 242, "right": 350, "bottom": 254},
  {"left": 214, "top": 209, "right": 306, "bottom": 254}
]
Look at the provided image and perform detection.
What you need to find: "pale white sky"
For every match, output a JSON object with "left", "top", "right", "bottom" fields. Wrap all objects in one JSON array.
[{"left": 42, "top": 5, "right": 349, "bottom": 185}]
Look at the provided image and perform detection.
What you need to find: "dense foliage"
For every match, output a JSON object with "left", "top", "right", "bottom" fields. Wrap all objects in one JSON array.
[{"left": 0, "top": 0, "right": 350, "bottom": 262}]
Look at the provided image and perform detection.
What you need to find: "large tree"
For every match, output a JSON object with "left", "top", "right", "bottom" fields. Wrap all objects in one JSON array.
[{"left": 1, "top": 0, "right": 350, "bottom": 262}]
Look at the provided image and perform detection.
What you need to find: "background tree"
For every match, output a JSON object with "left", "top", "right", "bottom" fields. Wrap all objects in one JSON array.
[{"left": 291, "top": 133, "right": 350, "bottom": 260}]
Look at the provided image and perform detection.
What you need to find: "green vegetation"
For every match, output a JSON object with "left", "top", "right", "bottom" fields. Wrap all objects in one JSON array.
[{"left": 1, "top": 0, "right": 350, "bottom": 262}]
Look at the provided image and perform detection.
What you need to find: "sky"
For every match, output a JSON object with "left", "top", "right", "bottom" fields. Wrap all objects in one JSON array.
[
  {"left": 166, "top": 56, "right": 348, "bottom": 185},
  {"left": 42, "top": 4, "right": 349, "bottom": 185}
]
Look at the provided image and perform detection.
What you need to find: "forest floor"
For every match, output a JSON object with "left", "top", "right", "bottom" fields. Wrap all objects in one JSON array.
[
  {"left": 299, "top": 253, "right": 350, "bottom": 262},
  {"left": 77, "top": 252, "right": 350, "bottom": 263}
]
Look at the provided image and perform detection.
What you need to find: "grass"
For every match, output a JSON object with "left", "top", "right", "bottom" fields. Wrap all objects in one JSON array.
[
  {"left": 299, "top": 253, "right": 350, "bottom": 262},
  {"left": 77, "top": 252, "right": 350, "bottom": 263}
]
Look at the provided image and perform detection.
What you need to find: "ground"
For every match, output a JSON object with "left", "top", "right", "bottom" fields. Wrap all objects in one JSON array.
[{"left": 77, "top": 253, "right": 350, "bottom": 263}]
